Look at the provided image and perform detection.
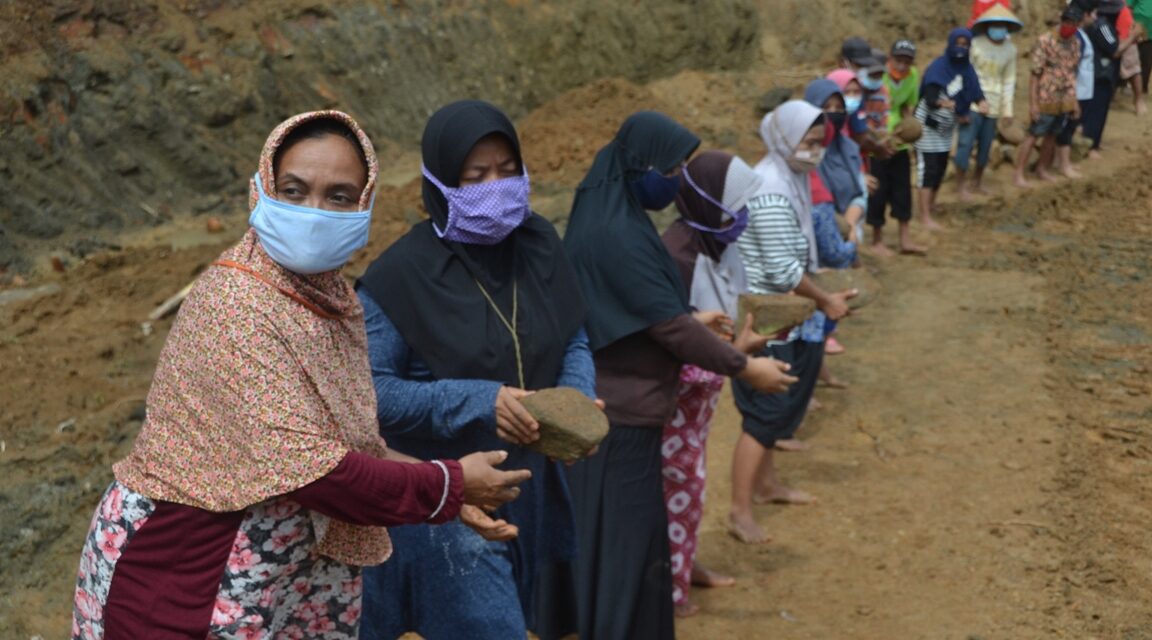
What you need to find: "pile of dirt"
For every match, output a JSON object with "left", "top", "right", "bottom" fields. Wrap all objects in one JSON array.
[{"left": 0, "top": 0, "right": 760, "bottom": 273}]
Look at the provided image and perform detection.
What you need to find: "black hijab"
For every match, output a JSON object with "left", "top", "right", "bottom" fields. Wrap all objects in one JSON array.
[
  {"left": 563, "top": 111, "right": 700, "bottom": 351},
  {"left": 358, "top": 100, "right": 584, "bottom": 389},
  {"left": 662, "top": 150, "right": 734, "bottom": 286}
]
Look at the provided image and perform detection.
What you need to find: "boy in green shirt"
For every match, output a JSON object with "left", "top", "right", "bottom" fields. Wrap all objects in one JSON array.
[{"left": 866, "top": 39, "right": 926, "bottom": 256}]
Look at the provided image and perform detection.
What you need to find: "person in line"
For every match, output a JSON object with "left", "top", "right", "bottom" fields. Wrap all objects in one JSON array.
[
  {"left": 869, "top": 39, "right": 926, "bottom": 256},
  {"left": 958, "top": 5, "right": 1022, "bottom": 200},
  {"left": 659, "top": 150, "right": 769, "bottom": 618},
  {"left": 1116, "top": 0, "right": 1146, "bottom": 114},
  {"left": 355, "top": 100, "right": 595, "bottom": 640},
  {"left": 563, "top": 111, "right": 797, "bottom": 639},
  {"left": 1052, "top": 4, "right": 1100, "bottom": 179},
  {"left": 841, "top": 36, "right": 896, "bottom": 160},
  {"left": 1132, "top": 0, "right": 1152, "bottom": 98},
  {"left": 71, "top": 111, "right": 529, "bottom": 639},
  {"left": 1077, "top": 0, "right": 1121, "bottom": 159},
  {"left": 805, "top": 74, "right": 866, "bottom": 379},
  {"left": 729, "top": 101, "right": 858, "bottom": 545},
  {"left": 1015, "top": 6, "right": 1084, "bottom": 188},
  {"left": 914, "top": 27, "right": 989, "bottom": 230}
]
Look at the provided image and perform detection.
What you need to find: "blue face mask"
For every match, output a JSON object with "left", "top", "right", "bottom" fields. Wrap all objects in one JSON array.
[
  {"left": 422, "top": 165, "right": 532, "bottom": 245},
  {"left": 987, "top": 26, "right": 1009, "bottom": 42},
  {"left": 857, "top": 71, "right": 884, "bottom": 92},
  {"left": 844, "top": 95, "right": 863, "bottom": 114},
  {"left": 632, "top": 168, "right": 682, "bottom": 210},
  {"left": 248, "top": 174, "right": 372, "bottom": 275}
]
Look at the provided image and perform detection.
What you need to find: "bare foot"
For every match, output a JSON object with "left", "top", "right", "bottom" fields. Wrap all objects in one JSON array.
[
  {"left": 974, "top": 183, "right": 993, "bottom": 195},
  {"left": 727, "top": 512, "right": 772, "bottom": 544},
  {"left": 1088, "top": 149, "right": 1102, "bottom": 160},
  {"left": 753, "top": 485, "right": 817, "bottom": 505},
  {"left": 920, "top": 217, "right": 945, "bottom": 231},
  {"left": 819, "top": 376, "right": 849, "bottom": 389},
  {"left": 899, "top": 243, "right": 928, "bottom": 256},
  {"left": 774, "top": 438, "right": 812, "bottom": 452},
  {"left": 869, "top": 242, "right": 895, "bottom": 257},
  {"left": 674, "top": 600, "right": 701, "bottom": 618},
  {"left": 1013, "top": 175, "right": 1032, "bottom": 189},
  {"left": 1137, "top": 100, "right": 1147, "bottom": 116},
  {"left": 957, "top": 188, "right": 973, "bottom": 203},
  {"left": 691, "top": 564, "right": 736, "bottom": 589},
  {"left": 807, "top": 397, "right": 822, "bottom": 412},
  {"left": 1035, "top": 169, "right": 1058, "bottom": 182},
  {"left": 1062, "top": 166, "right": 1082, "bottom": 179}
]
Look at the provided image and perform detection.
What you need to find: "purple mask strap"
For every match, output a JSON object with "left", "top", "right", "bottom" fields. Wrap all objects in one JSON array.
[
  {"left": 421, "top": 165, "right": 452, "bottom": 237},
  {"left": 680, "top": 166, "right": 734, "bottom": 233}
]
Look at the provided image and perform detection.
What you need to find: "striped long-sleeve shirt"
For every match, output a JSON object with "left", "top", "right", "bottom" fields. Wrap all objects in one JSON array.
[{"left": 737, "top": 193, "right": 809, "bottom": 296}]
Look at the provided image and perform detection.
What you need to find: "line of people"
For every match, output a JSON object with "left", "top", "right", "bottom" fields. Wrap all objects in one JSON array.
[
  {"left": 66, "top": 95, "right": 854, "bottom": 638},
  {"left": 70, "top": 4, "right": 1148, "bottom": 638}
]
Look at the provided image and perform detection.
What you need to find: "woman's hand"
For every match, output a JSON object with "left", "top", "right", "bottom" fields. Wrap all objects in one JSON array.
[
  {"left": 733, "top": 313, "right": 770, "bottom": 355},
  {"left": 693, "top": 310, "right": 735, "bottom": 341},
  {"left": 819, "top": 288, "right": 858, "bottom": 321},
  {"left": 495, "top": 387, "right": 538, "bottom": 445},
  {"left": 736, "top": 356, "right": 798, "bottom": 394},
  {"left": 459, "top": 504, "right": 519, "bottom": 541},
  {"left": 458, "top": 450, "right": 532, "bottom": 512}
]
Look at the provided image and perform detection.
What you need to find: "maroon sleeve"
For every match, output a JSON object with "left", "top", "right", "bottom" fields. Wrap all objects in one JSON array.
[
  {"left": 646, "top": 314, "right": 749, "bottom": 376},
  {"left": 289, "top": 452, "right": 465, "bottom": 526}
]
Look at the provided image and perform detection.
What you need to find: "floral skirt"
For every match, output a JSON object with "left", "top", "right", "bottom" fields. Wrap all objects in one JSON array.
[
  {"left": 73, "top": 481, "right": 362, "bottom": 639},
  {"left": 661, "top": 365, "right": 725, "bottom": 605}
]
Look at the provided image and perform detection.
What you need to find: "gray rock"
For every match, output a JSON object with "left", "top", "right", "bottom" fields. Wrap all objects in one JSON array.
[
  {"left": 738, "top": 294, "right": 815, "bottom": 335},
  {"left": 521, "top": 387, "right": 608, "bottom": 462},
  {"left": 811, "top": 269, "right": 881, "bottom": 309}
]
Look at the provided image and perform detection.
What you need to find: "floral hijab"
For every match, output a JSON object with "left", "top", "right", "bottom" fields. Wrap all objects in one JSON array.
[{"left": 115, "top": 111, "right": 392, "bottom": 566}]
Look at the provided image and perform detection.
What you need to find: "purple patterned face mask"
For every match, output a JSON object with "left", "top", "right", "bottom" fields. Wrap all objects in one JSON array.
[
  {"left": 422, "top": 165, "right": 532, "bottom": 245},
  {"left": 679, "top": 167, "right": 750, "bottom": 245}
]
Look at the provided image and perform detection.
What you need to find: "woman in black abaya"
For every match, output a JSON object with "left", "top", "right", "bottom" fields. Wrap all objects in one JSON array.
[{"left": 563, "top": 111, "right": 796, "bottom": 640}]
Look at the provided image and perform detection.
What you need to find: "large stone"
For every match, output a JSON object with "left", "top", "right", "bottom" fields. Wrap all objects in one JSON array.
[
  {"left": 737, "top": 294, "right": 816, "bottom": 336},
  {"left": 892, "top": 117, "right": 922, "bottom": 144},
  {"left": 521, "top": 387, "right": 609, "bottom": 462},
  {"left": 811, "top": 268, "right": 881, "bottom": 309}
]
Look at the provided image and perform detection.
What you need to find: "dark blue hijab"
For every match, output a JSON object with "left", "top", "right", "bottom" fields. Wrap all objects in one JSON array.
[
  {"left": 563, "top": 112, "right": 700, "bottom": 351},
  {"left": 921, "top": 27, "right": 985, "bottom": 116},
  {"left": 803, "top": 79, "right": 864, "bottom": 214}
]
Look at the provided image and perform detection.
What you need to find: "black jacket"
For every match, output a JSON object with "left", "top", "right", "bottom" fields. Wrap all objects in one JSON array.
[{"left": 1085, "top": 18, "right": 1120, "bottom": 85}]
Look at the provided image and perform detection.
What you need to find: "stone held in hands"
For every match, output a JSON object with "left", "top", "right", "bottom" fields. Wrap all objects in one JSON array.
[
  {"left": 811, "top": 269, "right": 880, "bottom": 309},
  {"left": 738, "top": 294, "right": 816, "bottom": 336},
  {"left": 521, "top": 387, "right": 609, "bottom": 462}
]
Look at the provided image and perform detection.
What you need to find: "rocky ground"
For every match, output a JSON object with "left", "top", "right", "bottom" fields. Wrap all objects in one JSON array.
[{"left": 3, "top": 1, "right": 1151, "bottom": 638}]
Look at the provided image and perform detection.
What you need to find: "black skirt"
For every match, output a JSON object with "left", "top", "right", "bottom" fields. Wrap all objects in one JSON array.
[
  {"left": 565, "top": 424, "right": 674, "bottom": 640},
  {"left": 732, "top": 339, "right": 824, "bottom": 448}
]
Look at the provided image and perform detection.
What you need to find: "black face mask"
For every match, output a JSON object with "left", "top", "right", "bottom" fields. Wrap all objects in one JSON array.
[{"left": 826, "top": 111, "right": 848, "bottom": 131}]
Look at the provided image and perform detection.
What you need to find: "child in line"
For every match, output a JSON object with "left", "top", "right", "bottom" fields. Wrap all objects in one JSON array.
[
  {"left": 869, "top": 39, "right": 926, "bottom": 255},
  {"left": 914, "top": 28, "right": 988, "bottom": 229}
]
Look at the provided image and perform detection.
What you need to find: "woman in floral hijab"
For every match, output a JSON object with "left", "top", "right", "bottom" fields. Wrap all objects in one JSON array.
[{"left": 71, "top": 111, "right": 528, "bottom": 639}]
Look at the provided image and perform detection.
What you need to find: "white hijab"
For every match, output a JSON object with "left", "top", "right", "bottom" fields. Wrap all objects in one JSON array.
[{"left": 753, "top": 100, "right": 823, "bottom": 273}]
